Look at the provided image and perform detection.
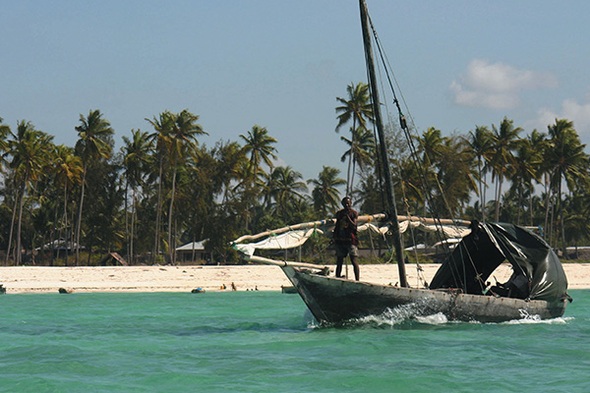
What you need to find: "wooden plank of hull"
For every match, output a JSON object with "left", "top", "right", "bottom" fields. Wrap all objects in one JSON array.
[
  {"left": 449, "top": 293, "right": 565, "bottom": 322},
  {"left": 282, "top": 266, "right": 567, "bottom": 325}
]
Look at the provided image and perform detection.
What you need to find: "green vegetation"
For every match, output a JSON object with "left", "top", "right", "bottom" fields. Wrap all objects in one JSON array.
[{"left": 1, "top": 82, "right": 589, "bottom": 265}]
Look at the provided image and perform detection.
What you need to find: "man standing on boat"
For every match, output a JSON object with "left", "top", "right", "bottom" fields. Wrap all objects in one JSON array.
[{"left": 333, "top": 196, "right": 360, "bottom": 281}]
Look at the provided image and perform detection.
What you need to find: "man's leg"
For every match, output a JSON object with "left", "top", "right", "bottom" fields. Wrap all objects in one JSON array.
[
  {"left": 335, "top": 256, "right": 344, "bottom": 277},
  {"left": 350, "top": 255, "right": 360, "bottom": 281}
]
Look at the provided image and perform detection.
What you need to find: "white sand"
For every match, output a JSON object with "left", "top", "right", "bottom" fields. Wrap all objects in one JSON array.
[{"left": 1, "top": 263, "right": 588, "bottom": 294}]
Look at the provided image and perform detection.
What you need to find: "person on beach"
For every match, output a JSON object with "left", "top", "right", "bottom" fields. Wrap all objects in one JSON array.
[{"left": 333, "top": 196, "right": 360, "bottom": 281}]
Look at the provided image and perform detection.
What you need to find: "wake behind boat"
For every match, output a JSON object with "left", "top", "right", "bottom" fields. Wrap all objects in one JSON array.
[{"left": 232, "top": 0, "right": 571, "bottom": 325}]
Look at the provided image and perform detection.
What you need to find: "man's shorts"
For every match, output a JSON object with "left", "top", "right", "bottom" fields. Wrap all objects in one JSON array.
[{"left": 335, "top": 242, "right": 359, "bottom": 258}]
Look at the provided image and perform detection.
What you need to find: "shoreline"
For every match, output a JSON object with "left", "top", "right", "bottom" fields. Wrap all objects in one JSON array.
[{"left": 1, "top": 263, "right": 589, "bottom": 294}]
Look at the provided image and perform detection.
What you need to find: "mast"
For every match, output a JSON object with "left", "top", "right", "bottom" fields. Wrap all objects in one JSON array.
[{"left": 359, "top": 0, "right": 408, "bottom": 287}]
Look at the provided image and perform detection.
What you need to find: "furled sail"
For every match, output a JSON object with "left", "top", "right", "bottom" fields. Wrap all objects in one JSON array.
[
  {"left": 232, "top": 215, "right": 472, "bottom": 257},
  {"left": 234, "top": 228, "right": 322, "bottom": 257}
]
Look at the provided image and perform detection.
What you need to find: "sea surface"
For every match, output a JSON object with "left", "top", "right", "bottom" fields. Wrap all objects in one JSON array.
[{"left": 1, "top": 290, "right": 588, "bottom": 393}]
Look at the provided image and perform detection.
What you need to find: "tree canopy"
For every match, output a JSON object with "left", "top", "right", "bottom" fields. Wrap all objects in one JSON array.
[{"left": 1, "top": 88, "right": 589, "bottom": 265}]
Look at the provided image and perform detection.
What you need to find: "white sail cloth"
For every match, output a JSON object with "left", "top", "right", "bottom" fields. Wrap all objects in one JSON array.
[
  {"left": 234, "top": 219, "right": 471, "bottom": 257},
  {"left": 359, "top": 220, "right": 471, "bottom": 239},
  {"left": 234, "top": 228, "right": 323, "bottom": 257}
]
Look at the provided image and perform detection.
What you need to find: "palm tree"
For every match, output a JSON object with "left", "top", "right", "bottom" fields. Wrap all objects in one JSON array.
[
  {"left": 0, "top": 118, "right": 11, "bottom": 264},
  {"left": 122, "top": 129, "right": 153, "bottom": 264},
  {"left": 562, "top": 193, "right": 590, "bottom": 253},
  {"left": 528, "top": 129, "right": 550, "bottom": 226},
  {"left": 267, "top": 166, "right": 307, "bottom": 222},
  {"left": 239, "top": 125, "right": 278, "bottom": 176},
  {"left": 335, "top": 82, "right": 373, "bottom": 133},
  {"left": 508, "top": 136, "right": 542, "bottom": 225},
  {"left": 165, "top": 110, "right": 206, "bottom": 263},
  {"left": 6, "top": 121, "right": 54, "bottom": 265},
  {"left": 488, "top": 117, "right": 523, "bottom": 221},
  {"left": 180, "top": 146, "right": 218, "bottom": 249},
  {"left": 339, "top": 126, "right": 375, "bottom": 194},
  {"left": 354, "top": 171, "right": 383, "bottom": 214},
  {"left": 308, "top": 166, "right": 346, "bottom": 217},
  {"left": 0, "top": 117, "right": 10, "bottom": 156},
  {"left": 239, "top": 125, "right": 278, "bottom": 231},
  {"left": 74, "top": 109, "right": 114, "bottom": 265},
  {"left": 52, "top": 144, "right": 83, "bottom": 264},
  {"left": 435, "top": 135, "right": 478, "bottom": 217},
  {"left": 412, "top": 127, "right": 446, "bottom": 216},
  {"left": 146, "top": 112, "right": 173, "bottom": 261},
  {"left": 418, "top": 127, "right": 445, "bottom": 166},
  {"left": 466, "top": 125, "right": 494, "bottom": 221},
  {"left": 335, "top": 82, "right": 374, "bottom": 194},
  {"left": 212, "top": 140, "right": 247, "bottom": 204},
  {"left": 544, "top": 118, "right": 589, "bottom": 249},
  {"left": 147, "top": 110, "right": 206, "bottom": 263},
  {"left": 396, "top": 154, "right": 424, "bottom": 214}
]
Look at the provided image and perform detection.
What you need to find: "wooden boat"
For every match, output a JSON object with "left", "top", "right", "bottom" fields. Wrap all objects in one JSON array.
[
  {"left": 236, "top": 219, "right": 570, "bottom": 325},
  {"left": 232, "top": 0, "right": 571, "bottom": 326}
]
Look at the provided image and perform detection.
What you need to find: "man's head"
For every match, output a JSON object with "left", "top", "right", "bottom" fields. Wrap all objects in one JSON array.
[{"left": 341, "top": 196, "right": 352, "bottom": 208}]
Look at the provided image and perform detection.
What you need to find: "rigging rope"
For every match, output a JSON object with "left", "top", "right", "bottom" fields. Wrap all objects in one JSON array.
[
  {"left": 365, "top": 12, "right": 483, "bottom": 291},
  {"left": 373, "top": 46, "right": 428, "bottom": 287}
]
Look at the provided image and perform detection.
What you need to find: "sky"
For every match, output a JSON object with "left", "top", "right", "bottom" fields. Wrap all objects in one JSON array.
[{"left": 1, "top": 0, "right": 589, "bottom": 183}]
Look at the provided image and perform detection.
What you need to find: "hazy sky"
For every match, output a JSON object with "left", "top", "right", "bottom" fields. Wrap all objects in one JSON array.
[{"left": 1, "top": 0, "right": 589, "bottom": 182}]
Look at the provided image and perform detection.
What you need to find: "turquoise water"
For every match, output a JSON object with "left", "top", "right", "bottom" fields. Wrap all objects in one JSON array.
[{"left": 1, "top": 290, "right": 588, "bottom": 392}]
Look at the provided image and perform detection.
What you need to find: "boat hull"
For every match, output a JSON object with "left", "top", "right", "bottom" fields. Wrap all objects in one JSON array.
[{"left": 282, "top": 266, "right": 567, "bottom": 325}]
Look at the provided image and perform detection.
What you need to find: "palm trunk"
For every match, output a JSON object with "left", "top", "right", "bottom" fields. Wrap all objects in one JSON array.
[
  {"left": 60, "top": 182, "right": 69, "bottom": 265},
  {"left": 482, "top": 171, "right": 488, "bottom": 221},
  {"left": 75, "top": 167, "right": 87, "bottom": 265},
  {"left": 494, "top": 176, "right": 503, "bottom": 222},
  {"left": 543, "top": 173, "right": 551, "bottom": 240},
  {"left": 68, "top": 208, "right": 76, "bottom": 266},
  {"left": 477, "top": 159, "right": 485, "bottom": 221},
  {"left": 516, "top": 188, "right": 523, "bottom": 225},
  {"left": 15, "top": 182, "right": 27, "bottom": 266},
  {"left": 558, "top": 181, "right": 566, "bottom": 256},
  {"left": 5, "top": 188, "right": 19, "bottom": 265},
  {"left": 124, "top": 177, "right": 130, "bottom": 263},
  {"left": 345, "top": 120, "right": 357, "bottom": 196},
  {"left": 130, "top": 189, "right": 137, "bottom": 265},
  {"left": 527, "top": 180, "right": 534, "bottom": 227},
  {"left": 528, "top": 188, "right": 534, "bottom": 227},
  {"left": 50, "top": 195, "right": 59, "bottom": 266},
  {"left": 153, "top": 158, "right": 164, "bottom": 263},
  {"left": 350, "top": 160, "right": 357, "bottom": 196},
  {"left": 345, "top": 153, "right": 353, "bottom": 196},
  {"left": 168, "top": 167, "right": 177, "bottom": 264}
]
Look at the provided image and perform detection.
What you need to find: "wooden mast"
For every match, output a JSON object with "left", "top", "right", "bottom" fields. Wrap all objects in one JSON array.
[{"left": 359, "top": 0, "right": 408, "bottom": 287}]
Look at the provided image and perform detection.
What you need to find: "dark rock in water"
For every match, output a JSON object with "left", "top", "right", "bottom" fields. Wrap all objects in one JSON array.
[{"left": 58, "top": 288, "right": 72, "bottom": 294}]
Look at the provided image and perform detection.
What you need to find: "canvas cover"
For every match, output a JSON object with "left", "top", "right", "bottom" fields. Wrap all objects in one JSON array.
[{"left": 429, "top": 222, "right": 568, "bottom": 302}]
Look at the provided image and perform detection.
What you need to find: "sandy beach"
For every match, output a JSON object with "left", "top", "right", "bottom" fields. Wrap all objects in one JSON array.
[{"left": 1, "top": 263, "right": 589, "bottom": 294}]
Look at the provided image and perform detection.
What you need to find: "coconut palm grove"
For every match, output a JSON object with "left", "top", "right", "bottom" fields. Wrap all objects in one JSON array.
[{"left": 1, "top": 81, "right": 588, "bottom": 266}]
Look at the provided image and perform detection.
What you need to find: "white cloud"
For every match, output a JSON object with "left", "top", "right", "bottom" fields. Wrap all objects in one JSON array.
[
  {"left": 451, "top": 59, "right": 558, "bottom": 109},
  {"left": 532, "top": 96, "right": 590, "bottom": 137}
]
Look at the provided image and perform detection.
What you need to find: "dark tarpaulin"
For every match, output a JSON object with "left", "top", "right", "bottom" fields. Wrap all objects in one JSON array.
[{"left": 429, "top": 222, "right": 568, "bottom": 302}]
